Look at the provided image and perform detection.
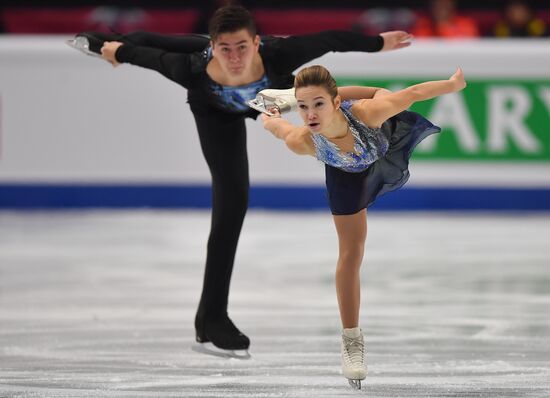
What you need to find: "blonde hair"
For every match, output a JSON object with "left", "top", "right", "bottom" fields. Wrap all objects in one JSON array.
[{"left": 294, "top": 65, "right": 338, "bottom": 100}]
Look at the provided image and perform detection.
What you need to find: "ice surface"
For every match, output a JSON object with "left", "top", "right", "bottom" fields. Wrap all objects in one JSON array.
[{"left": 1, "top": 211, "right": 549, "bottom": 397}]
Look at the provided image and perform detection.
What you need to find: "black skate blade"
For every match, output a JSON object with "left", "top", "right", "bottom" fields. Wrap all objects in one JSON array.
[
  {"left": 66, "top": 38, "right": 102, "bottom": 59},
  {"left": 348, "top": 379, "right": 362, "bottom": 390},
  {"left": 192, "top": 342, "right": 251, "bottom": 360}
]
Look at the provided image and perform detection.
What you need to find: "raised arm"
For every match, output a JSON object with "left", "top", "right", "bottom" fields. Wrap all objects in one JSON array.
[
  {"left": 356, "top": 68, "right": 466, "bottom": 128},
  {"left": 261, "top": 112, "right": 315, "bottom": 156},
  {"left": 338, "top": 86, "right": 392, "bottom": 100},
  {"left": 101, "top": 42, "right": 193, "bottom": 88},
  {"left": 268, "top": 30, "right": 412, "bottom": 73}
]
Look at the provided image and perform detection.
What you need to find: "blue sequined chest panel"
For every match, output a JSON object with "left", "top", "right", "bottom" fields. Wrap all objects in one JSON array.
[
  {"left": 206, "top": 47, "right": 271, "bottom": 113},
  {"left": 311, "top": 100, "right": 389, "bottom": 173}
]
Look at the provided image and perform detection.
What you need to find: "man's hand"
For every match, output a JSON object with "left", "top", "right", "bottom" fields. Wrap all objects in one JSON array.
[
  {"left": 100, "top": 41, "right": 123, "bottom": 67},
  {"left": 379, "top": 31, "right": 413, "bottom": 51}
]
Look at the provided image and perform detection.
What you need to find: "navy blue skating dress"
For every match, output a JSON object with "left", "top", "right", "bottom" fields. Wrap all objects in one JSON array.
[{"left": 311, "top": 100, "right": 441, "bottom": 215}]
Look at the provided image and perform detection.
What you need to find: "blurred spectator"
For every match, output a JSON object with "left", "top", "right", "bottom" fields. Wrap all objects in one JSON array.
[
  {"left": 412, "top": 0, "right": 480, "bottom": 38},
  {"left": 88, "top": 6, "right": 149, "bottom": 33},
  {"left": 352, "top": 7, "right": 416, "bottom": 36},
  {"left": 0, "top": 8, "right": 5, "bottom": 34},
  {"left": 494, "top": 0, "right": 547, "bottom": 37}
]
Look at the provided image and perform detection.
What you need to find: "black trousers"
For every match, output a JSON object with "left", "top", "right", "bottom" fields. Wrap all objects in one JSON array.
[
  {"left": 192, "top": 111, "right": 249, "bottom": 323},
  {"left": 98, "top": 30, "right": 249, "bottom": 326}
]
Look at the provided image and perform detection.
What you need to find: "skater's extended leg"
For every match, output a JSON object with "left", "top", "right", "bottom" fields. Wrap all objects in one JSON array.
[
  {"left": 192, "top": 112, "right": 250, "bottom": 351},
  {"left": 118, "top": 31, "right": 209, "bottom": 53},
  {"left": 69, "top": 31, "right": 209, "bottom": 56},
  {"left": 333, "top": 209, "right": 368, "bottom": 386}
]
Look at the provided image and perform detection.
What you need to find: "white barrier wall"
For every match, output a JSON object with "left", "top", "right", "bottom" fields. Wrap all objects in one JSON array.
[
  {"left": 1, "top": 36, "right": 550, "bottom": 209},
  {"left": 0, "top": 36, "right": 318, "bottom": 184}
]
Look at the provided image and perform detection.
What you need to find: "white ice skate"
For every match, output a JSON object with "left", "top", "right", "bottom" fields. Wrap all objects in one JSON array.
[
  {"left": 66, "top": 36, "right": 102, "bottom": 59},
  {"left": 247, "top": 87, "right": 297, "bottom": 116},
  {"left": 341, "top": 327, "right": 367, "bottom": 390}
]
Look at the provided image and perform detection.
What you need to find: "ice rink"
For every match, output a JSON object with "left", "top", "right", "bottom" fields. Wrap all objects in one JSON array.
[{"left": 1, "top": 210, "right": 549, "bottom": 397}]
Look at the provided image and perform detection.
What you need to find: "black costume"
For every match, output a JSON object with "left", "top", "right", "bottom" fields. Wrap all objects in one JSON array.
[{"left": 81, "top": 30, "right": 385, "bottom": 350}]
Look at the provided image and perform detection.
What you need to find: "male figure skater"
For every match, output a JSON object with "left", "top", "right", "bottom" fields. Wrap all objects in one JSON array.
[{"left": 68, "top": 5, "right": 411, "bottom": 356}]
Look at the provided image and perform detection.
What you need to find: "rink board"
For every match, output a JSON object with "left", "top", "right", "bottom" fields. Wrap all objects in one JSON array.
[
  {"left": 1, "top": 184, "right": 550, "bottom": 210},
  {"left": 0, "top": 37, "right": 549, "bottom": 209}
]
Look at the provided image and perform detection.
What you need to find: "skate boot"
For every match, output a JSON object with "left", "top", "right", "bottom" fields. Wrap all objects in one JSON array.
[
  {"left": 341, "top": 327, "right": 367, "bottom": 389},
  {"left": 193, "top": 315, "right": 251, "bottom": 359},
  {"left": 66, "top": 32, "right": 125, "bottom": 59},
  {"left": 247, "top": 87, "right": 297, "bottom": 116}
]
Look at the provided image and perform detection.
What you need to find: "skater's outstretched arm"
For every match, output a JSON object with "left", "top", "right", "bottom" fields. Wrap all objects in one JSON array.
[
  {"left": 355, "top": 68, "right": 466, "bottom": 128},
  {"left": 338, "top": 86, "right": 392, "bottom": 100},
  {"left": 267, "top": 30, "right": 412, "bottom": 73},
  {"left": 101, "top": 41, "right": 193, "bottom": 88},
  {"left": 261, "top": 111, "right": 314, "bottom": 156},
  {"left": 257, "top": 83, "right": 393, "bottom": 154}
]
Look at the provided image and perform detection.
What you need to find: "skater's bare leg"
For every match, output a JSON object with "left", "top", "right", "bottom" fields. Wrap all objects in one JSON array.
[
  {"left": 333, "top": 209, "right": 367, "bottom": 328},
  {"left": 333, "top": 209, "right": 367, "bottom": 388}
]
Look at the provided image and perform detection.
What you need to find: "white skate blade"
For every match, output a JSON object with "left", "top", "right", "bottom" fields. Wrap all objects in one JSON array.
[
  {"left": 66, "top": 37, "right": 102, "bottom": 59},
  {"left": 348, "top": 379, "right": 362, "bottom": 390},
  {"left": 247, "top": 98, "right": 277, "bottom": 116},
  {"left": 192, "top": 342, "right": 251, "bottom": 360}
]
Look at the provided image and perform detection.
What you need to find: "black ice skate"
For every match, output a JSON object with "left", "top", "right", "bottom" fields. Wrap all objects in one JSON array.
[
  {"left": 66, "top": 33, "right": 105, "bottom": 58},
  {"left": 193, "top": 316, "right": 250, "bottom": 359},
  {"left": 66, "top": 32, "right": 126, "bottom": 59},
  {"left": 247, "top": 88, "right": 297, "bottom": 116}
]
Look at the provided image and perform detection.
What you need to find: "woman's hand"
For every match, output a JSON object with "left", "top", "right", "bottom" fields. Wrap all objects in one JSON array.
[
  {"left": 261, "top": 108, "right": 281, "bottom": 129},
  {"left": 100, "top": 41, "right": 123, "bottom": 67},
  {"left": 450, "top": 67, "right": 467, "bottom": 91}
]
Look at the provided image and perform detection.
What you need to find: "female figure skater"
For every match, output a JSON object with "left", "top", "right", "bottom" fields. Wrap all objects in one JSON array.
[
  {"left": 261, "top": 65, "right": 466, "bottom": 388},
  {"left": 67, "top": 5, "right": 413, "bottom": 356}
]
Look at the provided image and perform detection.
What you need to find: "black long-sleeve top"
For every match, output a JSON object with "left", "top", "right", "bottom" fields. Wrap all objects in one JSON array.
[{"left": 114, "top": 31, "right": 384, "bottom": 120}]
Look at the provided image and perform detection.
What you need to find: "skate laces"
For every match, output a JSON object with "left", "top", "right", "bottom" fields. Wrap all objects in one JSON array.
[{"left": 342, "top": 335, "right": 364, "bottom": 366}]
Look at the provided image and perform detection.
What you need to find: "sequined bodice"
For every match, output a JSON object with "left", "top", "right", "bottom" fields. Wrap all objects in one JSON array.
[{"left": 311, "top": 100, "right": 389, "bottom": 173}]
